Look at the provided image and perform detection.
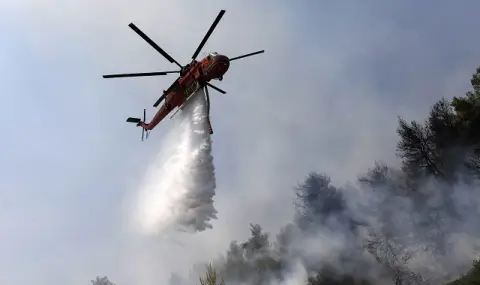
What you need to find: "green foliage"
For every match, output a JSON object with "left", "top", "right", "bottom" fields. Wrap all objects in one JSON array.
[
  {"left": 295, "top": 173, "right": 345, "bottom": 218},
  {"left": 397, "top": 116, "right": 441, "bottom": 178},
  {"left": 307, "top": 267, "right": 373, "bottom": 285},
  {"left": 199, "top": 264, "right": 225, "bottom": 285},
  {"left": 294, "top": 172, "right": 357, "bottom": 234},
  {"left": 218, "top": 224, "right": 283, "bottom": 285},
  {"left": 397, "top": 67, "right": 480, "bottom": 181},
  {"left": 451, "top": 69, "right": 480, "bottom": 178},
  {"left": 447, "top": 260, "right": 480, "bottom": 284},
  {"left": 451, "top": 67, "right": 480, "bottom": 141},
  {"left": 91, "top": 276, "right": 115, "bottom": 285}
]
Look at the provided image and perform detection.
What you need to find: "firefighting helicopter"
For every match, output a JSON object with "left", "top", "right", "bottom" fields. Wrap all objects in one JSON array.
[{"left": 102, "top": 9, "right": 264, "bottom": 139}]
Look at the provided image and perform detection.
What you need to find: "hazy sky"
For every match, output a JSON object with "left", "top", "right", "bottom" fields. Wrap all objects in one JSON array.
[{"left": 1, "top": 1, "right": 480, "bottom": 285}]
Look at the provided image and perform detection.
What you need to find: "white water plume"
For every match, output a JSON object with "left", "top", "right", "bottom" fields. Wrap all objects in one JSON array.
[{"left": 132, "top": 89, "right": 217, "bottom": 235}]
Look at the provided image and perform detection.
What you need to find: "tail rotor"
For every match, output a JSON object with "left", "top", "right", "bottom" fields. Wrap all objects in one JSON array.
[
  {"left": 145, "top": 109, "right": 150, "bottom": 140},
  {"left": 126, "top": 108, "right": 149, "bottom": 141},
  {"left": 142, "top": 109, "right": 146, "bottom": 141}
]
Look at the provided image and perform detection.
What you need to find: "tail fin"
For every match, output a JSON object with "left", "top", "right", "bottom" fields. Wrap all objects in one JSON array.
[
  {"left": 126, "top": 109, "right": 150, "bottom": 141},
  {"left": 126, "top": 117, "right": 141, "bottom": 123}
]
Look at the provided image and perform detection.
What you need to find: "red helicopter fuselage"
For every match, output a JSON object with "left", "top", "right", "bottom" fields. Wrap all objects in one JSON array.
[{"left": 145, "top": 53, "right": 229, "bottom": 132}]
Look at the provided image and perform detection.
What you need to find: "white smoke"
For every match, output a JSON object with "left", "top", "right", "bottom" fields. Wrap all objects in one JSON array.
[{"left": 132, "top": 89, "right": 217, "bottom": 234}]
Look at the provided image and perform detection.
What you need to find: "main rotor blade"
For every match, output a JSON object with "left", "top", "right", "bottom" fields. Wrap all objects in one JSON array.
[
  {"left": 229, "top": 50, "right": 265, "bottom": 61},
  {"left": 191, "top": 10, "right": 226, "bottom": 60},
  {"left": 102, "top": 71, "right": 179, "bottom": 78},
  {"left": 206, "top": 82, "right": 226, "bottom": 94},
  {"left": 128, "top": 23, "right": 183, "bottom": 68}
]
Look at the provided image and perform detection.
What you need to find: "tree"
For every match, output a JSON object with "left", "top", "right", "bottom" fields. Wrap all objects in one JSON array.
[
  {"left": 91, "top": 276, "right": 115, "bottom": 285},
  {"left": 396, "top": 117, "right": 441, "bottom": 179},
  {"left": 220, "top": 241, "right": 250, "bottom": 281},
  {"left": 294, "top": 172, "right": 350, "bottom": 232},
  {"left": 358, "top": 161, "right": 391, "bottom": 188},
  {"left": 447, "top": 260, "right": 480, "bottom": 285},
  {"left": 199, "top": 264, "right": 225, "bottom": 285},
  {"left": 396, "top": 97, "right": 465, "bottom": 183},
  {"left": 451, "top": 67, "right": 480, "bottom": 141},
  {"left": 397, "top": 99, "right": 464, "bottom": 182},
  {"left": 427, "top": 99, "right": 463, "bottom": 178},
  {"left": 307, "top": 266, "right": 373, "bottom": 285},
  {"left": 365, "top": 229, "right": 422, "bottom": 285},
  {"left": 241, "top": 224, "right": 271, "bottom": 259},
  {"left": 451, "top": 67, "right": 480, "bottom": 178},
  {"left": 397, "top": 67, "right": 480, "bottom": 182},
  {"left": 274, "top": 222, "right": 302, "bottom": 266},
  {"left": 240, "top": 224, "right": 283, "bottom": 284},
  {"left": 218, "top": 224, "right": 282, "bottom": 285}
]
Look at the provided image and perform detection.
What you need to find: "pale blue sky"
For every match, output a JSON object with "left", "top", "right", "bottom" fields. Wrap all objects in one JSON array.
[{"left": 0, "top": 1, "right": 479, "bottom": 284}]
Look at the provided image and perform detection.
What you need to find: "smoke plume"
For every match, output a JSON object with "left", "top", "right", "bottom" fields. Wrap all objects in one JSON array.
[
  {"left": 132, "top": 89, "right": 217, "bottom": 234},
  {"left": 288, "top": 175, "right": 480, "bottom": 284},
  {"left": 200, "top": 167, "right": 480, "bottom": 285}
]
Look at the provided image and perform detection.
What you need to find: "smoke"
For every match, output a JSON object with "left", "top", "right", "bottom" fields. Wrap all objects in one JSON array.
[
  {"left": 275, "top": 172, "right": 480, "bottom": 284},
  {"left": 350, "top": 176, "right": 480, "bottom": 282},
  {"left": 132, "top": 89, "right": 217, "bottom": 235},
  {"left": 206, "top": 166, "right": 480, "bottom": 285}
]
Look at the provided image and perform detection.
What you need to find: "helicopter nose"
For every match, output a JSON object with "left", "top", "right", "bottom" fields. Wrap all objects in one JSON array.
[
  {"left": 216, "top": 54, "right": 229, "bottom": 62},
  {"left": 207, "top": 55, "right": 229, "bottom": 80},
  {"left": 216, "top": 55, "right": 230, "bottom": 70}
]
